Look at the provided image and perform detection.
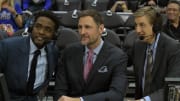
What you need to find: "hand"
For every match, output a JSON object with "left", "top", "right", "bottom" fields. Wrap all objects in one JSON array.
[
  {"left": 127, "top": 99, "right": 142, "bottom": 101},
  {"left": 58, "top": 95, "right": 81, "bottom": 101},
  {"left": 115, "top": 1, "right": 126, "bottom": 5},
  {"left": 3, "top": 5, "right": 16, "bottom": 15}
]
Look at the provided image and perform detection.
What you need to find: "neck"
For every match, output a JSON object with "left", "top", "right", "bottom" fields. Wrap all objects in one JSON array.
[
  {"left": 148, "top": 34, "right": 156, "bottom": 44},
  {"left": 170, "top": 19, "right": 179, "bottom": 28},
  {"left": 87, "top": 38, "right": 101, "bottom": 50}
]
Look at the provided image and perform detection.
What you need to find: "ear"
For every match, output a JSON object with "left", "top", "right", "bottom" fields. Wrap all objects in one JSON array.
[{"left": 99, "top": 24, "right": 104, "bottom": 35}]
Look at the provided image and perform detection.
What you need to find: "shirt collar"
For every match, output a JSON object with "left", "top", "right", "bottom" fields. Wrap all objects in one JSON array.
[
  {"left": 85, "top": 38, "right": 104, "bottom": 55},
  {"left": 30, "top": 38, "right": 46, "bottom": 55}
]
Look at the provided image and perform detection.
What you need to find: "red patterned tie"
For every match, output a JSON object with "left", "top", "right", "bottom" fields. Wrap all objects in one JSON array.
[{"left": 83, "top": 50, "right": 93, "bottom": 81}]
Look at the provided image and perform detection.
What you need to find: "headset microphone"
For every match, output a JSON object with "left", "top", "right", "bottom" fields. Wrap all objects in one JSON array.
[{"left": 139, "top": 36, "right": 144, "bottom": 40}]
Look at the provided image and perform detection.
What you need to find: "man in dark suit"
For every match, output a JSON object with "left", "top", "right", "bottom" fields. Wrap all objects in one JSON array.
[
  {"left": 162, "top": 0, "right": 180, "bottom": 42},
  {"left": 127, "top": 6, "right": 180, "bottom": 101},
  {"left": 54, "top": 9, "right": 128, "bottom": 101},
  {"left": 0, "top": 10, "right": 59, "bottom": 101}
]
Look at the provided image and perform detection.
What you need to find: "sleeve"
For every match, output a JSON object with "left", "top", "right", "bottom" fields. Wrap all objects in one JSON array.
[
  {"left": 22, "top": 0, "right": 30, "bottom": 10},
  {"left": 144, "top": 96, "right": 151, "bottom": 101},
  {"left": 43, "top": 0, "right": 52, "bottom": 10},
  {"left": 15, "top": 3, "right": 22, "bottom": 14}
]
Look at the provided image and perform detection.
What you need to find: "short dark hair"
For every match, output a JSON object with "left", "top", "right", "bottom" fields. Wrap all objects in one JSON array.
[
  {"left": 33, "top": 10, "right": 60, "bottom": 31},
  {"left": 78, "top": 9, "right": 104, "bottom": 26},
  {"left": 168, "top": 0, "right": 180, "bottom": 10}
]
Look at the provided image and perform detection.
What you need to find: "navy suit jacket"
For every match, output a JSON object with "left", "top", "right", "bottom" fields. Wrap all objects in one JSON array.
[
  {"left": 54, "top": 42, "right": 128, "bottom": 101},
  {"left": 132, "top": 33, "right": 180, "bottom": 101},
  {"left": 0, "top": 36, "right": 58, "bottom": 101}
]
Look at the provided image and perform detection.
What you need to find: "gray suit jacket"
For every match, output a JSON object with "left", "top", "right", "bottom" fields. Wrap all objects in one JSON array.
[
  {"left": 54, "top": 42, "right": 128, "bottom": 101},
  {"left": 0, "top": 36, "right": 58, "bottom": 101},
  {"left": 132, "top": 33, "right": 180, "bottom": 101}
]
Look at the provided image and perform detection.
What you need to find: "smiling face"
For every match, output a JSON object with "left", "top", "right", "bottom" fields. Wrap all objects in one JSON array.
[
  {"left": 31, "top": 16, "right": 55, "bottom": 49},
  {"left": 166, "top": 3, "right": 180, "bottom": 22},
  {"left": 78, "top": 16, "right": 104, "bottom": 49}
]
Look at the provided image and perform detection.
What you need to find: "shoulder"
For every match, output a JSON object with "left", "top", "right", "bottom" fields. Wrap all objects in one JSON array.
[
  {"left": 160, "top": 33, "right": 179, "bottom": 45},
  {"left": 0, "top": 36, "right": 27, "bottom": 45},
  {"left": 103, "top": 42, "right": 127, "bottom": 58},
  {"left": 159, "top": 33, "right": 180, "bottom": 51}
]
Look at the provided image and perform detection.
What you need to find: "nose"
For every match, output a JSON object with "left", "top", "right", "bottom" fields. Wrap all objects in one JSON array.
[
  {"left": 38, "top": 28, "right": 45, "bottom": 35},
  {"left": 79, "top": 27, "right": 86, "bottom": 35},
  {"left": 135, "top": 26, "right": 142, "bottom": 35}
]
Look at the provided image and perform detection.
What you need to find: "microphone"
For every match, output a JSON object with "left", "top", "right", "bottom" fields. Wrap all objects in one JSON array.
[
  {"left": 139, "top": 36, "right": 144, "bottom": 40},
  {"left": 138, "top": 35, "right": 153, "bottom": 41}
]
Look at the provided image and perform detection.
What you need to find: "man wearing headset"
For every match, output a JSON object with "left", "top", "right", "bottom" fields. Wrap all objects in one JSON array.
[
  {"left": 127, "top": 6, "right": 180, "bottom": 101},
  {"left": 0, "top": 10, "right": 59, "bottom": 101}
]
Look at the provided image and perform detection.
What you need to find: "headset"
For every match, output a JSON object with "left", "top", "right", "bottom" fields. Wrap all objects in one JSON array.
[
  {"left": 137, "top": 6, "right": 163, "bottom": 40},
  {"left": 150, "top": 6, "right": 163, "bottom": 34}
]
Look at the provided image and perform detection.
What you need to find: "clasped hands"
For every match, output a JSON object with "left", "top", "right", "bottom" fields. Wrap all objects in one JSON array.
[{"left": 58, "top": 95, "right": 81, "bottom": 101}]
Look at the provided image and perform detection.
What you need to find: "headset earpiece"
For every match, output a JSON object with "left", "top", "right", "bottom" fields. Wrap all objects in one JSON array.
[{"left": 151, "top": 7, "right": 163, "bottom": 34}]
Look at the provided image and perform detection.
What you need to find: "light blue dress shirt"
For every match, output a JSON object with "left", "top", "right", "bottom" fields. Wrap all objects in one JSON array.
[
  {"left": 27, "top": 38, "right": 47, "bottom": 89},
  {"left": 143, "top": 33, "right": 160, "bottom": 101},
  {"left": 81, "top": 38, "right": 104, "bottom": 101}
]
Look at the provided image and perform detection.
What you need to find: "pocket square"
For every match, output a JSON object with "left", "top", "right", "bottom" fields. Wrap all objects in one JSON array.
[{"left": 98, "top": 66, "right": 108, "bottom": 73}]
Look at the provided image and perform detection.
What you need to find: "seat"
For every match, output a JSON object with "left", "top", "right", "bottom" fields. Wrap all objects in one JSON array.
[
  {"left": 55, "top": 27, "right": 80, "bottom": 50},
  {"left": 45, "top": 28, "right": 80, "bottom": 97},
  {"left": 124, "top": 14, "right": 135, "bottom": 29},
  {"left": 127, "top": 0, "right": 139, "bottom": 12},
  {"left": 102, "top": 28, "right": 121, "bottom": 48},
  {"left": 123, "top": 30, "right": 138, "bottom": 97},
  {"left": 13, "top": 28, "right": 30, "bottom": 38},
  {"left": 55, "top": 0, "right": 82, "bottom": 11},
  {"left": 100, "top": 10, "right": 124, "bottom": 29},
  {"left": 60, "top": 10, "right": 81, "bottom": 29},
  {"left": 83, "top": 0, "right": 109, "bottom": 11},
  {"left": 123, "top": 14, "right": 135, "bottom": 34}
]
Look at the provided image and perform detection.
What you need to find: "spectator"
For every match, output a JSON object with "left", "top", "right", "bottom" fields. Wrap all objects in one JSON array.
[
  {"left": 0, "top": 10, "right": 59, "bottom": 101},
  {"left": 54, "top": 9, "right": 128, "bottom": 101},
  {"left": 23, "top": 0, "right": 52, "bottom": 12},
  {"left": 162, "top": 0, "right": 180, "bottom": 42},
  {"left": 107, "top": 0, "right": 130, "bottom": 12},
  {"left": 139, "top": 0, "right": 169, "bottom": 7},
  {"left": 127, "top": 6, "right": 180, "bottom": 101},
  {"left": 0, "top": 0, "right": 23, "bottom": 36}
]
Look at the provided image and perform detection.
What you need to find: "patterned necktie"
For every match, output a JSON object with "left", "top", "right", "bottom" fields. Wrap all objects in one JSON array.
[
  {"left": 144, "top": 48, "right": 153, "bottom": 96},
  {"left": 83, "top": 50, "right": 93, "bottom": 81},
  {"left": 27, "top": 50, "right": 41, "bottom": 95}
]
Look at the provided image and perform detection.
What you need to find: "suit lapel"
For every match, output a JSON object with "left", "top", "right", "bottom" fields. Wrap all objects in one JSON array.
[
  {"left": 152, "top": 35, "right": 164, "bottom": 79},
  {"left": 135, "top": 42, "right": 147, "bottom": 85},
  {"left": 17, "top": 37, "right": 30, "bottom": 87},
  {"left": 74, "top": 45, "right": 86, "bottom": 85},
  {"left": 86, "top": 42, "right": 109, "bottom": 84}
]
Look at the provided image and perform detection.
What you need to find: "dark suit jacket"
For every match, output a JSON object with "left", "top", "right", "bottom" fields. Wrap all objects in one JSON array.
[
  {"left": 0, "top": 36, "right": 58, "bottom": 101},
  {"left": 132, "top": 33, "right": 180, "bottom": 101},
  {"left": 54, "top": 42, "right": 128, "bottom": 101}
]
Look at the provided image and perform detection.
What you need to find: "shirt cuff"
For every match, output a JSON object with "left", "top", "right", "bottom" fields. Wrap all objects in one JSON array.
[
  {"left": 80, "top": 97, "right": 84, "bottom": 101},
  {"left": 144, "top": 96, "right": 151, "bottom": 101}
]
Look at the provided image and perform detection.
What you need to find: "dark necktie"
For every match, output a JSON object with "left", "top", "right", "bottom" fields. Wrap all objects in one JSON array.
[
  {"left": 27, "top": 50, "right": 41, "bottom": 95},
  {"left": 144, "top": 48, "right": 153, "bottom": 96},
  {"left": 83, "top": 50, "right": 93, "bottom": 81}
]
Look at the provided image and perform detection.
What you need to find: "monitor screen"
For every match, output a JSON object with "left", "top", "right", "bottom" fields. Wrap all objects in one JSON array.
[{"left": 0, "top": 73, "right": 10, "bottom": 101}]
